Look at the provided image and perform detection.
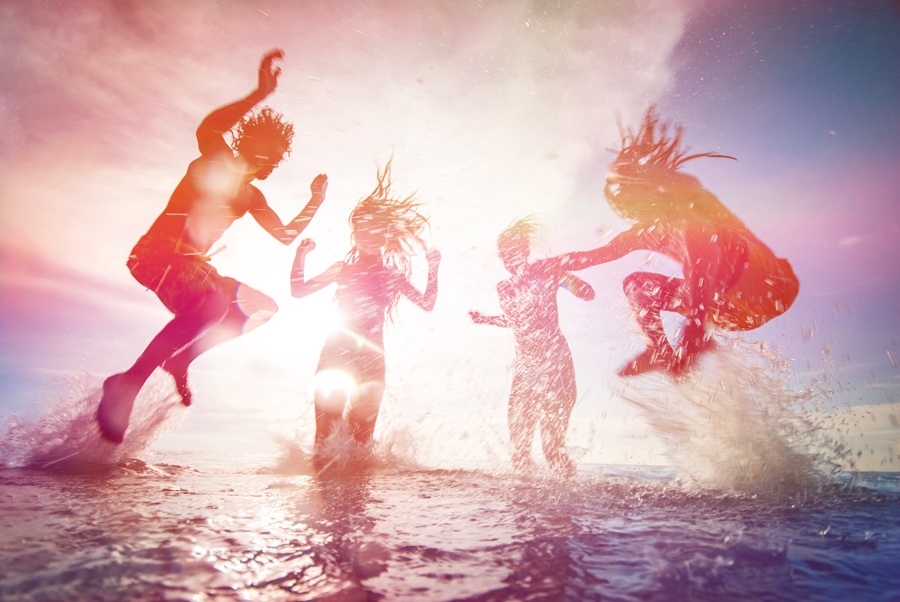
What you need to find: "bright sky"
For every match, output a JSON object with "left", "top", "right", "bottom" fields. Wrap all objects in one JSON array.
[{"left": 1, "top": 0, "right": 898, "bottom": 471}]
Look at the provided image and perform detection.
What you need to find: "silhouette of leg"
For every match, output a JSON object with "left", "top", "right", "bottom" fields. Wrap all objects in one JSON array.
[
  {"left": 312, "top": 384, "right": 352, "bottom": 473},
  {"left": 667, "top": 227, "right": 741, "bottom": 374},
  {"left": 619, "top": 272, "right": 688, "bottom": 376},
  {"left": 97, "top": 292, "right": 230, "bottom": 443},
  {"left": 508, "top": 377, "right": 538, "bottom": 474},
  {"left": 540, "top": 366, "right": 577, "bottom": 478},
  {"left": 346, "top": 382, "right": 385, "bottom": 446},
  {"left": 162, "top": 286, "right": 278, "bottom": 406}
]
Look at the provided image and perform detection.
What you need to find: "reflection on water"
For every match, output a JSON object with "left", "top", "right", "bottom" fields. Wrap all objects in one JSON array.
[{"left": 0, "top": 457, "right": 898, "bottom": 601}]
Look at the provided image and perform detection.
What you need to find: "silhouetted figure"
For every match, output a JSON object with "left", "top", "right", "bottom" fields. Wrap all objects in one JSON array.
[
  {"left": 291, "top": 160, "right": 440, "bottom": 471},
  {"left": 565, "top": 107, "right": 799, "bottom": 376},
  {"left": 97, "top": 50, "right": 328, "bottom": 443},
  {"left": 470, "top": 217, "right": 595, "bottom": 478}
]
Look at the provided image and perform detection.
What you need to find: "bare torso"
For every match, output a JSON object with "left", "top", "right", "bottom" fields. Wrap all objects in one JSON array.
[{"left": 144, "top": 153, "right": 258, "bottom": 254}]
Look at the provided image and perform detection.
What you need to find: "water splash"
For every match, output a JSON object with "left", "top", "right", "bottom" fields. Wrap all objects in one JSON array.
[
  {"left": 0, "top": 372, "right": 185, "bottom": 471},
  {"left": 614, "top": 338, "right": 852, "bottom": 497},
  {"left": 266, "top": 426, "right": 423, "bottom": 477}
]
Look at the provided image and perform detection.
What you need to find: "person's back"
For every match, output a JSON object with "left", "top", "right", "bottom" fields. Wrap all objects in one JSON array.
[{"left": 332, "top": 258, "right": 393, "bottom": 344}]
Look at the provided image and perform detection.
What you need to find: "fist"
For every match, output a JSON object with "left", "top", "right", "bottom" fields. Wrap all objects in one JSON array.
[
  {"left": 258, "top": 49, "right": 284, "bottom": 95},
  {"left": 297, "top": 238, "right": 317, "bottom": 253},
  {"left": 426, "top": 248, "right": 441, "bottom": 265},
  {"left": 310, "top": 174, "right": 328, "bottom": 199}
]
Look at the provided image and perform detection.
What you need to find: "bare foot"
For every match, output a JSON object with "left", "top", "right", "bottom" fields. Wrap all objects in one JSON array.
[
  {"left": 162, "top": 358, "right": 192, "bottom": 406},
  {"left": 96, "top": 373, "right": 140, "bottom": 443}
]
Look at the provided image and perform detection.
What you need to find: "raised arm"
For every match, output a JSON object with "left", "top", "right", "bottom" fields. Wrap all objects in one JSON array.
[
  {"left": 250, "top": 174, "right": 328, "bottom": 244},
  {"left": 290, "top": 238, "right": 343, "bottom": 298},
  {"left": 196, "top": 49, "right": 284, "bottom": 156},
  {"left": 393, "top": 248, "right": 441, "bottom": 311}
]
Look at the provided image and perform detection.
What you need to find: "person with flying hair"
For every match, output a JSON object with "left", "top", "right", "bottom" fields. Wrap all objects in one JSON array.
[
  {"left": 290, "top": 159, "right": 440, "bottom": 470},
  {"left": 564, "top": 106, "right": 799, "bottom": 377},
  {"left": 469, "top": 216, "right": 595, "bottom": 477},
  {"left": 97, "top": 49, "right": 328, "bottom": 443}
]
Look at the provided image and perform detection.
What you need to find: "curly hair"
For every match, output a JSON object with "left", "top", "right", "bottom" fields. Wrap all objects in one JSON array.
[
  {"left": 613, "top": 105, "right": 734, "bottom": 172},
  {"left": 230, "top": 106, "right": 294, "bottom": 163},
  {"left": 348, "top": 158, "right": 430, "bottom": 316}
]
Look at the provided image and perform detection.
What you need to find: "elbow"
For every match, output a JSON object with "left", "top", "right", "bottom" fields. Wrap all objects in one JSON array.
[{"left": 276, "top": 229, "right": 297, "bottom": 246}]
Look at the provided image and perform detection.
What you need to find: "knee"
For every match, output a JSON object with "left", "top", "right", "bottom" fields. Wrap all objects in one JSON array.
[
  {"left": 233, "top": 288, "right": 278, "bottom": 329},
  {"left": 260, "top": 295, "right": 278, "bottom": 316}
]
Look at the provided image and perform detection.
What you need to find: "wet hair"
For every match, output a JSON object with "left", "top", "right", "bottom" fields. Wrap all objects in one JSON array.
[
  {"left": 348, "top": 158, "right": 429, "bottom": 316},
  {"left": 606, "top": 106, "right": 737, "bottom": 224},
  {"left": 497, "top": 215, "right": 543, "bottom": 256},
  {"left": 612, "top": 105, "right": 735, "bottom": 172},
  {"left": 231, "top": 106, "right": 294, "bottom": 163}
]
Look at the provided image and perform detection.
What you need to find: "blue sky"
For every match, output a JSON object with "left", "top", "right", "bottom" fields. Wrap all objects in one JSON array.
[{"left": 0, "top": 0, "right": 897, "bottom": 470}]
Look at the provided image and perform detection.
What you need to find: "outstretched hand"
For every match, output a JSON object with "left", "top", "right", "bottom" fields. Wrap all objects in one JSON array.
[
  {"left": 258, "top": 49, "right": 284, "bottom": 97},
  {"left": 468, "top": 310, "right": 485, "bottom": 324}
]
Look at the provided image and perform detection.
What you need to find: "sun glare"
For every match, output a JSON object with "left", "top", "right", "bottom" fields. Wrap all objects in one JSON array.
[{"left": 310, "top": 369, "right": 358, "bottom": 413}]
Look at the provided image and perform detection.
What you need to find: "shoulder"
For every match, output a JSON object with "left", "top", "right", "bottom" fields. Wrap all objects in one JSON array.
[{"left": 244, "top": 184, "right": 269, "bottom": 210}]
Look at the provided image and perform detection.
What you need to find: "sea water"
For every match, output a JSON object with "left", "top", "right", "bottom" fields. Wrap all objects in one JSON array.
[
  {"left": 1, "top": 347, "right": 899, "bottom": 601},
  {"left": 1, "top": 455, "right": 898, "bottom": 601}
]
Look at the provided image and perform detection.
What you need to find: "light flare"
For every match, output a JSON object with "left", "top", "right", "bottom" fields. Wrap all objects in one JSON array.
[{"left": 310, "top": 369, "right": 358, "bottom": 414}]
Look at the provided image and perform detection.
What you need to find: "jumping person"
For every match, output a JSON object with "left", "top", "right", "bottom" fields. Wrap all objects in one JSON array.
[
  {"left": 290, "top": 160, "right": 440, "bottom": 470},
  {"left": 564, "top": 106, "right": 799, "bottom": 376},
  {"left": 97, "top": 49, "right": 328, "bottom": 443},
  {"left": 469, "top": 217, "right": 595, "bottom": 477}
]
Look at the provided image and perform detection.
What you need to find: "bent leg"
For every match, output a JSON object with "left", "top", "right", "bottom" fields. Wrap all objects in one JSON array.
[
  {"left": 97, "top": 291, "right": 231, "bottom": 443},
  {"left": 620, "top": 272, "right": 689, "bottom": 376},
  {"left": 163, "top": 284, "right": 278, "bottom": 405},
  {"left": 669, "top": 228, "right": 746, "bottom": 374}
]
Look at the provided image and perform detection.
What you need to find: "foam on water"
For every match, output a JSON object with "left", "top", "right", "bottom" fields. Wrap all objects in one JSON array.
[
  {"left": 0, "top": 372, "right": 185, "bottom": 470},
  {"left": 614, "top": 337, "right": 852, "bottom": 497}
]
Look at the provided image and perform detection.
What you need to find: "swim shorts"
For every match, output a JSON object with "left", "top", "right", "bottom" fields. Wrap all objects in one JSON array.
[{"left": 126, "top": 235, "right": 239, "bottom": 315}]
